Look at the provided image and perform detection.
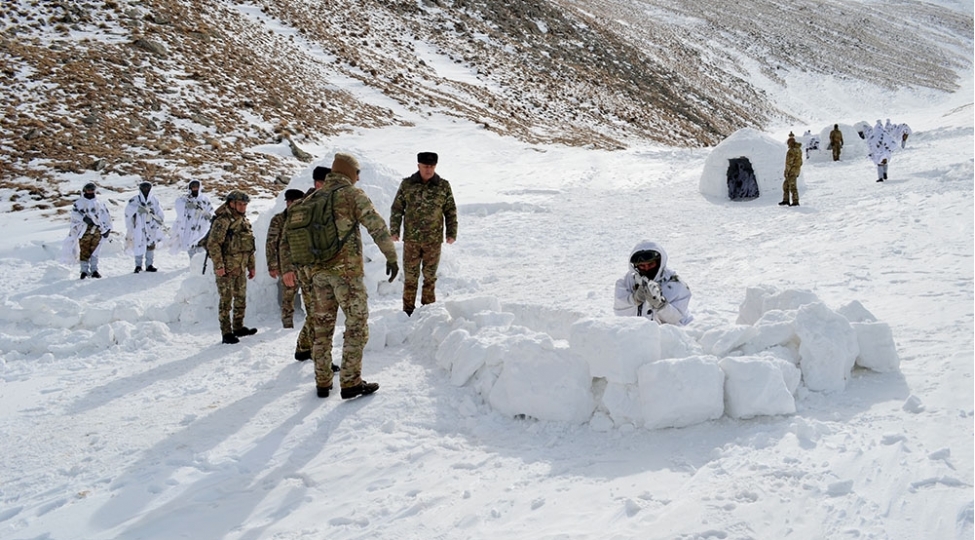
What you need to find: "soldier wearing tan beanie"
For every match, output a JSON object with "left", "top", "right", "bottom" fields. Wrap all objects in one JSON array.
[{"left": 281, "top": 152, "right": 398, "bottom": 400}]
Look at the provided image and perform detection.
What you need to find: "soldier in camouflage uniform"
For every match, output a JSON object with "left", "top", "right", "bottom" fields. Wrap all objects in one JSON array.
[
  {"left": 285, "top": 167, "right": 332, "bottom": 364},
  {"left": 267, "top": 189, "right": 307, "bottom": 329},
  {"left": 281, "top": 154, "right": 398, "bottom": 399},
  {"left": 829, "top": 124, "right": 844, "bottom": 162},
  {"left": 780, "top": 133, "right": 803, "bottom": 207},
  {"left": 389, "top": 152, "right": 458, "bottom": 315},
  {"left": 207, "top": 190, "right": 258, "bottom": 344}
]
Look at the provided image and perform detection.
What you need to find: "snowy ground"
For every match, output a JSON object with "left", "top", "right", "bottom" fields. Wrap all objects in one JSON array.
[{"left": 1, "top": 28, "right": 973, "bottom": 540}]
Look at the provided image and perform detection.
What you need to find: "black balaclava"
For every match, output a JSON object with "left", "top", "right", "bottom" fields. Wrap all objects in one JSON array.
[
  {"left": 189, "top": 181, "right": 200, "bottom": 198},
  {"left": 83, "top": 183, "right": 96, "bottom": 199},
  {"left": 139, "top": 181, "right": 152, "bottom": 198},
  {"left": 630, "top": 249, "right": 662, "bottom": 280}
]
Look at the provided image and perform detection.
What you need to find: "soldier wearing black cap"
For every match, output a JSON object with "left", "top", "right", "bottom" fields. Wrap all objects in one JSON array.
[
  {"left": 389, "top": 152, "right": 458, "bottom": 315},
  {"left": 267, "top": 188, "right": 309, "bottom": 330}
]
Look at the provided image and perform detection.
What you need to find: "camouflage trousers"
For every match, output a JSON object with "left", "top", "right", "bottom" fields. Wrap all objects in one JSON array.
[
  {"left": 832, "top": 145, "right": 841, "bottom": 161},
  {"left": 293, "top": 274, "right": 315, "bottom": 355},
  {"left": 215, "top": 269, "right": 247, "bottom": 335},
  {"left": 79, "top": 226, "right": 102, "bottom": 272},
  {"left": 402, "top": 241, "right": 442, "bottom": 313},
  {"left": 277, "top": 279, "right": 300, "bottom": 327},
  {"left": 782, "top": 175, "right": 799, "bottom": 204},
  {"left": 297, "top": 266, "right": 370, "bottom": 389}
]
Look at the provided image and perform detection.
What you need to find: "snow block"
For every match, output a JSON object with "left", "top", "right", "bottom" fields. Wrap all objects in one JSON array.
[
  {"left": 24, "top": 294, "right": 83, "bottom": 328},
  {"left": 81, "top": 306, "right": 114, "bottom": 328},
  {"left": 795, "top": 303, "right": 859, "bottom": 392},
  {"left": 763, "top": 289, "right": 821, "bottom": 315},
  {"left": 601, "top": 381, "right": 643, "bottom": 427},
  {"left": 851, "top": 321, "right": 900, "bottom": 372},
  {"left": 737, "top": 285, "right": 777, "bottom": 325},
  {"left": 837, "top": 300, "right": 878, "bottom": 323},
  {"left": 638, "top": 356, "right": 725, "bottom": 429},
  {"left": 699, "top": 324, "right": 757, "bottom": 357},
  {"left": 472, "top": 310, "right": 515, "bottom": 330},
  {"left": 444, "top": 296, "right": 503, "bottom": 321},
  {"left": 739, "top": 310, "right": 798, "bottom": 355},
  {"left": 435, "top": 328, "right": 504, "bottom": 386},
  {"left": 658, "top": 323, "right": 704, "bottom": 359},
  {"left": 738, "top": 286, "right": 821, "bottom": 325},
  {"left": 719, "top": 356, "right": 796, "bottom": 419},
  {"left": 769, "top": 355, "right": 802, "bottom": 394},
  {"left": 412, "top": 305, "right": 456, "bottom": 349},
  {"left": 365, "top": 317, "right": 387, "bottom": 352},
  {"left": 489, "top": 336, "right": 594, "bottom": 423},
  {"left": 569, "top": 316, "right": 660, "bottom": 384}
]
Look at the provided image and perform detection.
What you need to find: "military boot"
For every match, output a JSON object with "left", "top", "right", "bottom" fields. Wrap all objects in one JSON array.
[
  {"left": 778, "top": 200, "right": 789, "bottom": 206},
  {"left": 341, "top": 381, "right": 379, "bottom": 400},
  {"left": 222, "top": 333, "right": 240, "bottom": 344},
  {"left": 233, "top": 326, "right": 258, "bottom": 337}
]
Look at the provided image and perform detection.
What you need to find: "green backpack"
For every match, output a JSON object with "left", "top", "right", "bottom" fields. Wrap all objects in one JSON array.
[{"left": 285, "top": 185, "right": 352, "bottom": 266}]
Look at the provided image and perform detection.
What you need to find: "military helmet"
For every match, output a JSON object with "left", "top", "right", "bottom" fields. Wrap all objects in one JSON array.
[
  {"left": 226, "top": 190, "right": 250, "bottom": 203},
  {"left": 83, "top": 182, "right": 97, "bottom": 192}
]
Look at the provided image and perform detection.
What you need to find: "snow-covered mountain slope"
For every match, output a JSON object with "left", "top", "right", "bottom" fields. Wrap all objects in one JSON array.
[{"left": 1, "top": 0, "right": 970, "bottom": 203}]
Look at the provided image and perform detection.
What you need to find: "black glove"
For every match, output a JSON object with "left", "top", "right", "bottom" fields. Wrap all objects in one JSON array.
[
  {"left": 385, "top": 260, "right": 399, "bottom": 283},
  {"left": 83, "top": 216, "right": 94, "bottom": 226},
  {"left": 102, "top": 230, "right": 110, "bottom": 238}
]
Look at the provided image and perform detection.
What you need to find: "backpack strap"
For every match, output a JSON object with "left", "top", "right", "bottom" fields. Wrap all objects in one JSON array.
[{"left": 325, "top": 185, "right": 355, "bottom": 251}]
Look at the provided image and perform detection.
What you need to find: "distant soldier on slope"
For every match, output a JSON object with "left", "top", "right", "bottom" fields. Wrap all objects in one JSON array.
[
  {"left": 868, "top": 120, "right": 897, "bottom": 182},
  {"left": 829, "top": 124, "right": 844, "bottom": 161},
  {"left": 62, "top": 182, "right": 113, "bottom": 279},
  {"left": 780, "top": 132, "right": 803, "bottom": 207}
]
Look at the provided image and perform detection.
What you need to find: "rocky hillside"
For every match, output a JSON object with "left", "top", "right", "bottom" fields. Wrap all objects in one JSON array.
[{"left": 1, "top": 0, "right": 970, "bottom": 207}]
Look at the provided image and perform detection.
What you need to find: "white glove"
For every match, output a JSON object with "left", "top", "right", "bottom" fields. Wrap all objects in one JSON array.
[
  {"left": 643, "top": 280, "right": 667, "bottom": 310},
  {"left": 632, "top": 284, "right": 649, "bottom": 305}
]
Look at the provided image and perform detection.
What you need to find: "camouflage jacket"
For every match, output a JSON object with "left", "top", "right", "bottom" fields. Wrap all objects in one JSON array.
[
  {"left": 829, "top": 128, "right": 843, "bottom": 148},
  {"left": 207, "top": 202, "right": 256, "bottom": 275},
  {"left": 280, "top": 172, "right": 396, "bottom": 277},
  {"left": 389, "top": 172, "right": 458, "bottom": 244},
  {"left": 265, "top": 210, "right": 287, "bottom": 273},
  {"left": 785, "top": 142, "right": 803, "bottom": 178}
]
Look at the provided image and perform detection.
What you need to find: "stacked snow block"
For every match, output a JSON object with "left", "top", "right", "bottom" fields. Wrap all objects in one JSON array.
[{"left": 383, "top": 286, "right": 900, "bottom": 431}]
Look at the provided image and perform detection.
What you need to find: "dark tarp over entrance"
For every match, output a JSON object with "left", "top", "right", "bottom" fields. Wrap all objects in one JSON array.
[{"left": 727, "top": 157, "right": 760, "bottom": 200}]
